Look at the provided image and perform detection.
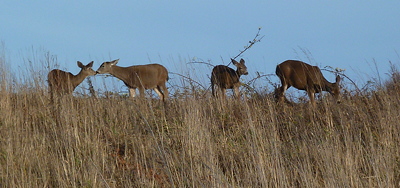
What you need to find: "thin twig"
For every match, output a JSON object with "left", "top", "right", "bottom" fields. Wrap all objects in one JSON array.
[
  {"left": 169, "top": 72, "right": 207, "bottom": 90},
  {"left": 186, "top": 61, "right": 214, "bottom": 68},
  {"left": 228, "top": 27, "right": 265, "bottom": 66},
  {"left": 240, "top": 73, "right": 274, "bottom": 95}
]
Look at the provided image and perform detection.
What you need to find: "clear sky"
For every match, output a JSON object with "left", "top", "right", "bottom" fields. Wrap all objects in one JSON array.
[{"left": 1, "top": 1, "right": 400, "bottom": 94}]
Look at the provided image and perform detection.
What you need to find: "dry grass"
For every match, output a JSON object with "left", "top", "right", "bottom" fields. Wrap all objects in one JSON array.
[{"left": 0, "top": 54, "right": 400, "bottom": 187}]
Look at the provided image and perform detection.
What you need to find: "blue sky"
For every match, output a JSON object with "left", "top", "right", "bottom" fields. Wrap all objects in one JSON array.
[{"left": 1, "top": 1, "right": 400, "bottom": 94}]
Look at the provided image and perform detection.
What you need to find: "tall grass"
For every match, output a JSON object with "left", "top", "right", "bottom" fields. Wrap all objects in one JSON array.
[{"left": 0, "top": 52, "right": 399, "bottom": 187}]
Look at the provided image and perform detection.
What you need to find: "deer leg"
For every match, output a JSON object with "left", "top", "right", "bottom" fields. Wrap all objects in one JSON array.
[
  {"left": 159, "top": 83, "right": 168, "bottom": 100},
  {"left": 138, "top": 87, "right": 145, "bottom": 99},
  {"left": 307, "top": 90, "right": 316, "bottom": 107},
  {"left": 221, "top": 88, "right": 226, "bottom": 100},
  {"left": 211, "top": 83, "right": 216, "bottom": 97},
  {"left": 276, "top": 84, "right": 288, "bottom": 103},
  {"left": 129, "top": 88, "right": 136, "bottom": 98},
  {"left": 281, "top": 85, "right": 288, "bottom": 102},
  {"left": 234, "top": 86, "right": 240, "bottom": 99},
  {"left": 154, "top": 86, "right": 164, "bottom": 101}
]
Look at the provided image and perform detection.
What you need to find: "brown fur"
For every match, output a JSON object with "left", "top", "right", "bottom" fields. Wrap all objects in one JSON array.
[
  {"left": 275, "top": 60, "right": 341, "bottom": 105},
  {"left": 96, "top": 59, "right": 169, "bottom": 101},
  {"left": 48, "top": 61, "right": 96, "bottom": 99},
  {"left": 211, "top": 58, "right": 248, "bottom": 99}
]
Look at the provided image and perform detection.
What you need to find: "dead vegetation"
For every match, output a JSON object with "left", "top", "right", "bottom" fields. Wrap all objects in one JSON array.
[{"left": 0, "top": 52, "right": 400, "bottom": 188}]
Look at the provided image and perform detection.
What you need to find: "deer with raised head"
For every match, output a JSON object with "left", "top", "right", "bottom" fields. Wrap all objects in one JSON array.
[
  {"left": 48, "top": 61, "right": 96, "bottom": 99},
  {"left": 275, "top": 60, "right": 341, "bottom": 106},
  {"left": 96, "top": 59, "right": 169, "bottom": 101},
  {"left": 211, "top": 58, "right": 248, "bottom": 99}
]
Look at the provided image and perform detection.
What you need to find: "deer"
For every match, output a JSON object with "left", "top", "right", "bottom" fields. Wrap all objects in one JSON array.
[
  {"left": 48, "top": 61, "right": 96, "bottom": 100},
  {"left": 211, "top": 58, "right": 248, "bottom": 99},
  {"left": 96, "top": 59, "right": 169, "bottom": 101},
  {"left": 275, "top": 60, "right": 341, "bottom": 106}
]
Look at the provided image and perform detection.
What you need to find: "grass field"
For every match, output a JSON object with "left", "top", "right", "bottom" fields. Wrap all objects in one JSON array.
[{"left": 0, "top": 52, "right": 399, "bottom": 187}]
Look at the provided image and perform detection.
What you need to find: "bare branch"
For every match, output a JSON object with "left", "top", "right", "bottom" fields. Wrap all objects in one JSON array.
[
  {"left": 168, "top": 72, "right": 207, "bottom": 90},
  {"left": 228, "top": 27, "right": 265, "bottom": 66},
  {"left": 240, "top": 73, "right": 274, "bottom": 95},
  {"left": 186, "top": 61, "right": 214, "bottom": 68}
]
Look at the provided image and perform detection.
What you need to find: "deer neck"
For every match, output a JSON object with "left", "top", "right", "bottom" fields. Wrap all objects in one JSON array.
[
  {"left": 71, "top": 70, "right": 89, "bottom": 88},
  {"left": 109, "top": 66, "right": 131, "bottom": 83},
  {"left": 322, "top": 79, "right": 335, "bottom": 92},
  {"left": 235, "top": 70, "right": 242, "bottom": 78}
]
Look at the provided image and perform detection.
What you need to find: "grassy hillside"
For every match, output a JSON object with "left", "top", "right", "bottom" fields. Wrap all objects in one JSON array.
[{"left": 0, "top": 54, "right": 399, "bottom": 187}]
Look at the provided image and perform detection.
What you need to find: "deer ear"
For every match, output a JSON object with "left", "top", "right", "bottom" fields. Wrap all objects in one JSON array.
[
  {"left": 240, "top": 58, "right": 245, "bottom": 64},
  {"left": 326, "top": 87, "right": 332, "bottom": 93},
  {"left": 111, "top": 59, "right": 119, "bottom": 66},
  {"left": 77, "top": 61, "right": 84, "bottom": 68},
  {"left": 87, "top": 61, "right": 94, "bottom": 67},
  {"left": 336, "top": 75, "right": 341, "bottom": 83},
  {"left": 231, "top": 58, "right": 239, "bottom": 66}
]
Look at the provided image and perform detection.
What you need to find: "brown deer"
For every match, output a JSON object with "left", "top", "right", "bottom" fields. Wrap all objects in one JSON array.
[
  {"left": 96, "top": 59, "right": 169, "bottom": 101},
  {"left": 275, "top": 60, "right": 341, "bottom": 106},
  {"left": 48, "top": 61, "right": 96, "bottom": 99},
  {"left": 211, "top": 58, "right": 248, "bottom": 99}
]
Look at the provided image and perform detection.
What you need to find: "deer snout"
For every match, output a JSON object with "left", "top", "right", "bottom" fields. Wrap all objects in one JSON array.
[{"left": 243, "top": 71, "right": 249, "bottom": 75}]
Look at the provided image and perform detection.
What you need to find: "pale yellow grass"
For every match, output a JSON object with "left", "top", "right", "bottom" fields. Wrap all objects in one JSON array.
[{"left": 0, "top": 54, "right": 399, "bottom": 187}]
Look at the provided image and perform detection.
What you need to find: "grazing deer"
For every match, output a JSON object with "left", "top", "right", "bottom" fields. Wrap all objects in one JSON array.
[
  {"left": 96, "top": 59, "right": 169, "bottom": 101},
  {"left": 211, "top": 58, "right": 248, "bottom": 99},
  {"left": 48, "top": 61, "right": 96, "bottom": 99},
  {"left": 275, "top": 60, "right": 341, "bottom": 106}
]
